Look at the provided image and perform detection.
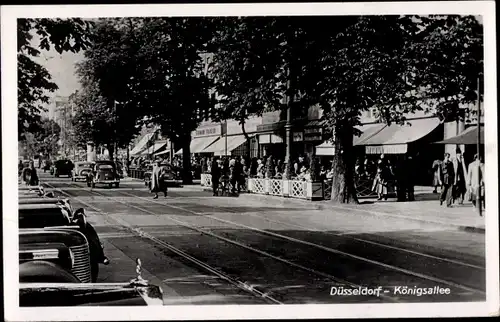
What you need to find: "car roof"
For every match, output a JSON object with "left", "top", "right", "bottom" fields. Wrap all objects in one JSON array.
[
  {"left": 76, "top": 161, "right": 94, "bottom": 165},
  {"left": 19, "top": 203, "right": 61, "bottom": 210}
]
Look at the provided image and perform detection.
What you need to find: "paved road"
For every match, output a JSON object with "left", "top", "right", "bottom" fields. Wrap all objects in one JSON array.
[{"left": 39, "top": 172, "right": 486, "bottom": 305}]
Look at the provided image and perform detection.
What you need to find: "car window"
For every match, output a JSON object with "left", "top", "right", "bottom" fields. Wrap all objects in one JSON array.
[
  {"left": 98, "top": 164, "right": 114, "bottom": 170},
  {"left": 80, "top": 163, "right": 93, "bottom": 168}
]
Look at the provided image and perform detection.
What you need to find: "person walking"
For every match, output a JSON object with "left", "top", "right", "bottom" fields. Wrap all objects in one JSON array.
[
  {"left": 431, "top": 158, "right": 443, "bottom": 193},
  {"left": 22, "top": 161, "right": 39, "bottom": 186},
  {"left": 405, "top": 155, "right": 415, "bottom": 201},
  {"left": 211, "top": 157, "right": 220, "bottom": 196},
  {"left": 467, "top": 154, "right": 484, "bottom": 212},
  {"left": 150, "top": 161, "right": 164, "bottom": 199},
  {"left": 439, "top": 153, "right": 455, "bottom": 207},
  {"left": 452, "top": 151, "right": 468, "bottom": 205}
]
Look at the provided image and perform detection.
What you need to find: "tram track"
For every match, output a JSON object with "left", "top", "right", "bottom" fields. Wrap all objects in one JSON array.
[
  {"left": 63, "top": 182, "right": 484, "bottom": 301},
  {"left": 106, "top": 187, "right": 485, "bottom": 296},
  {"left": 42, "top": 181, "right": 283, "bottom": 304},
  {"left": 48, "top": 181, "right": 399, "bottom": 303}
]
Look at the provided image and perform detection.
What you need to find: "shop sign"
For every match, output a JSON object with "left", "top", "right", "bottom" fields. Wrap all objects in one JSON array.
[
  {"left": 304, "top": 134, "right": 323, "bottom": 141},
  {"left": 293, "top": 132, "right": 304, "bottom": 142},
  {"left": 193, "top": 125, "right": 223, "bottom": 138}
]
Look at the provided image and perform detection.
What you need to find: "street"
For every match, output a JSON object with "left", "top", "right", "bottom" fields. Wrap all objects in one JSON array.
[{"left": 40, "top": 171, "right": 486, "bottom": 305}]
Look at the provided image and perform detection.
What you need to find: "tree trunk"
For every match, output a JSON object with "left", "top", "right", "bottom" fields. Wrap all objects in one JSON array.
[
  {"left": 330, "top": 125, "right": 359, "bottom": 204},
  {"left": 107, "top": 143, "right": 114, "bottom": 162},
  {"left": 180, "top": 135, "right": 193, "bottom": 185},
  {"left": 241, "top": 121, "right": 251, "bottom": 158}
]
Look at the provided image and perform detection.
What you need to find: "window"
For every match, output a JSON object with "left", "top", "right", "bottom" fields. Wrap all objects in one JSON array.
[{"left": 98, "top": 164, "right": 114, "bottom": 170}]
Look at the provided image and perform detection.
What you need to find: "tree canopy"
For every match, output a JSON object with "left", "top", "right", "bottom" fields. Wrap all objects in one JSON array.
[{"left": 17, "top": 18, "right": 93, "bottom": 139}]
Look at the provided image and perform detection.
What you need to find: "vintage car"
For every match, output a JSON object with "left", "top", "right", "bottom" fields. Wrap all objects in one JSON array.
[
  {"left": 19, "top": 197, "right": 73, "bottom": 214},
  {"left": 52, "top": 159, "right": 74, "bottom": 177},
  {"left": 20, "top": 228, "right": 92, "bottom": 283},
  {"left": 72, "top": 161, "right": 94, "bottom": 182},
  {"left": 19, "top": 203, "right": 109, "bottom": 282},
  {"left": 19, "top": 259, "right": 163, "bottom": 306},
  {"left": 144, "top": 162, "right": 182, "bottom": 189},
  {"left": 42, "top": 160, "right": 52, "bottom": 172},
  {"left": 87, "top": 161, "right": 120, "bottom": 188}
]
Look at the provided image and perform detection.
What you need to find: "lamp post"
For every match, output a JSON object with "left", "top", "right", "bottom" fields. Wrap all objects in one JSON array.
[{"left": 224, "top": 120, "right": 228, "bottom": 157}]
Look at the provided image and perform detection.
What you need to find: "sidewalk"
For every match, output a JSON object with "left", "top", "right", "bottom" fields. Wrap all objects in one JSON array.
[{"left": 191, "top": 184, "right": 485, "bottom": 234}]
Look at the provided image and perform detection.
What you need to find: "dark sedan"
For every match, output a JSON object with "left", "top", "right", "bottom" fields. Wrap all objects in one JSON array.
[{"left": 87, "top": 161, "right": 120, "bottom": 188}]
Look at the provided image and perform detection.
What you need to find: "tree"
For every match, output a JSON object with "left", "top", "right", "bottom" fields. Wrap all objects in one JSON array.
[
  {"left": 131, "top": 18, "right": 216, "bottom": 184},
  {"left": 209, "top": 15, "right": 482, "bottom": 203},
  {"left": 314, "top": 15, "right": 482, "bottom": 203},
  {"left": 17, "top": 18, "right": 93, "bottom": 139},
  {"left": 74, "top": 19, "right": 145, "bottom": 160},
  {"left": 209, "top": 17, "right": 286, "bottom": 156},
  {"left": 20, "top": 118, "right": 61, "bottom": 158}
]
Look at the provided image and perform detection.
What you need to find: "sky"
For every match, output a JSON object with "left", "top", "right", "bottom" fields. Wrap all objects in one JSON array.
[{"left": 29, "top": 32, "right": 84, "bottom": 117}]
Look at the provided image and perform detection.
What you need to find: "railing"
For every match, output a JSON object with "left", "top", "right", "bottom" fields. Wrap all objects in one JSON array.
[
  {"left": 289, "top": 180, "right": 307, "bottom": 199},
  {"left": 269, "top": 179, "right": 283, "bottom": 196}
]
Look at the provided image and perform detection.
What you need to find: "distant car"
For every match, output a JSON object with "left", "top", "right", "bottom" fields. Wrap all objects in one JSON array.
[
  {"left": 53, "top": 159, "right": 74, "bottom": 177},
  {"left": 43, "top": 160, "right": 52, "bottom": 172},
  {"left": 87, "top": 161, "right": 120, "bottom": 188},
  {"left": 72, "top": 162, "right": 94, "bottom": 182}
]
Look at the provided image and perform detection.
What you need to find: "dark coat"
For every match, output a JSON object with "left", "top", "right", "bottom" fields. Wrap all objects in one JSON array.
[
  {"left": 211, "top": 162, "right": 220, "bottom": 180},
  {"left": 440, "top": 160, "right": 455, "bottom": 185}
]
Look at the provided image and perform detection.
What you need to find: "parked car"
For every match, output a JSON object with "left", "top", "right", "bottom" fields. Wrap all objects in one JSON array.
[
  {"left": 87, "top": 160, "right": 120, "bottom": 188},
  {"left": 19, "top": 228, "right": 92, "bottom": 283},
  {"left": 72, "top": 161, "right": 94, "bottom": 182},
  {"left": 18, "top": 203, "right": 109, "bottom": 282},
  {"left": 19, "top": 259, "right": 163, "bottom": 306},
  {"left": 53, "top": 159, "right": 74, "bottom": 177}
]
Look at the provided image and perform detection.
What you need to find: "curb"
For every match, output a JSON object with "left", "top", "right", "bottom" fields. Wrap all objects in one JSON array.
[
  {"left": 199, "top": 185, "right": 485, "bottom": 235},
  {"left": 314, "top": 203, "right": 485, "bottom": 235}
]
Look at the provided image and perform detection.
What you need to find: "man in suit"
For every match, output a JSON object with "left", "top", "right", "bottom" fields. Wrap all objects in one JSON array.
[{"left": 439, "top": 153, "right": 455, "bottom": 207}]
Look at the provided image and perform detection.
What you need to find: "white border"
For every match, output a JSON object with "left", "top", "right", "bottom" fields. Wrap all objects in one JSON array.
[{"left": 2, "top": 2, "right": 498, "bottom": 320}]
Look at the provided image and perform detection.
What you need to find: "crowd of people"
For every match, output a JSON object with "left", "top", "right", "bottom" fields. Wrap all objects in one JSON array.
[{"left": 432, "top": 151, "right": 484, "bottom": 211}]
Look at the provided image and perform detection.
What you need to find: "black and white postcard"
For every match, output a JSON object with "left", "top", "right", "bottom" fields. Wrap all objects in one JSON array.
[{"left": 2, "top": 1, "right": 498, "bottom": 320}]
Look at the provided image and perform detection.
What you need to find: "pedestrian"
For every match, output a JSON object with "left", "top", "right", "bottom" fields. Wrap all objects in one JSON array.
[
  {"left": 373, "top": 154, "right": 390, "bottom": 200},
  {"left": 431, "top": 158, "right": 443, "bottom": 193},
  {"left": 439, "top": 153, "right": 455, "bottom": 207},
  {"left": 150, "top": 160, "right": 164, "bottom": 199},
  {"left": 22, "top": 161, "right": 39, "bottom": 186},
  {"left": 452, "top": 151, "right": 468, "bottom": 205},
  {"left": 467, "top": 154, "right": 484, "bottom": 212},
  {"left": 405, "top": 155, "right": 415, "bottom": 201},
  {"left": 211, "top": 157, "right": 220, "bottom": 196}
]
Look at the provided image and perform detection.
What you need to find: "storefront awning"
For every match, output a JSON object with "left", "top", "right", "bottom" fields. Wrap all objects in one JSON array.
[
  {"left": 130, "top": 132, "right": 155, "bottom": 156},
  {"left": 315, "top": 123, "right": 385, "bottom": 156},
  {"left": 353, "top": 123, "right": 387, "bottom": 145},
  {"left": 258, "top": 134, "right": 283, "bottom": 144},
  {"left": 140, "top": 141, "right": 168, "bottom": 156},
  {"left": 316, "top": 141, "right": 335, "bottom": 156},
  {"left": 361, "top": 117, "right": 441, "bottom": 154},
  {"left": 202, "top": 135, "right": 251, "bottom": 155},
  {"left": 174, "top": 136, "right": 220, "bottom": 155},
  {"left": 434, "top": 126, "right": 484, "bottom": 145}
]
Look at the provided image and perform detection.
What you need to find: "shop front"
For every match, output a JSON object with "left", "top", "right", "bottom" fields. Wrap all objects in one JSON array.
[{"left": 175, "top": 123, "right": 224, "bottom": 156}]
